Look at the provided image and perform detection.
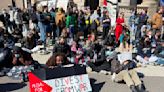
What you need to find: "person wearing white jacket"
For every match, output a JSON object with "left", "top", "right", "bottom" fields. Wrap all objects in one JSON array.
[{"left": 8, "top": 6, "right": 15, "bottom": 33}]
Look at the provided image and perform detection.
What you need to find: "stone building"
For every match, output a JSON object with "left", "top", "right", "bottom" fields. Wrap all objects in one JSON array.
[
  {"left": 118, "top": 0, "right": 158, "bottom": 24},
  {"left": 0, "top": 0, "right": 33, "bottom": 10}
]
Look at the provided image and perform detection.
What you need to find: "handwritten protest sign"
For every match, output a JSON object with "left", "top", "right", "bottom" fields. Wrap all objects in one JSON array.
[
  {"left": 44, "top": 74, "right": 91, "bottom": 92},
  {"left": 29, "top": 65, "right": 92, "bottom": 92}
]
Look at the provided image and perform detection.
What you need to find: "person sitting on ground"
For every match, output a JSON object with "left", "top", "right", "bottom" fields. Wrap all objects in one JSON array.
[
  {"left": 69, "top": 48, "right": 90, "bottom": 65},
  {"left": 2, "top": 29, "right": 15, "bottom": 49},
  {"left": 22, "top": 31, "right": 37, "bottom": 50},
  {"left": 7, "top": 46, "right": 41, "bottom": 81},
  {"left": 53, "top": 37, "right": 70, "bottom": 57},
  {"left": 118, "top": 30, "right": 132, "bottom": 53},
  {"left": 87, "top": 35, "right": 116, "bottom": 74},
  {"left": 111, "top": 58, "right": 147, "bottom": 92},
  {"left": 46, "top": 53, "right": 69, "bottom": 68},
  {"left": 12, "top": 46, "right": 40, "bottom": 68},
  {"left": 12, "top": 28, "right": 23, "bottom": 43},
  {"left": 75, "top": 32, "right": 85, "bottom": 48},
  {"left": 136, "top": 35, "right": 158, "bottom": 66}
]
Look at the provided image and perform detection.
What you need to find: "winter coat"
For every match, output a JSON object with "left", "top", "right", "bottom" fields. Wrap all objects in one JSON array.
[
  {"left": 55, "top": 11, "right": 65, "bottom": 26},
  {"left": 53, "top": 43, "right": 70, "bottom": 56},
  {"left": 152, "top": 13, "right": 163, "bottom": 29},
  {"left": 14, "top": 12, "right": 22, "bottom": 24},
  {"left": 66, "top": 15, "right": 76, "bottom": 28}
]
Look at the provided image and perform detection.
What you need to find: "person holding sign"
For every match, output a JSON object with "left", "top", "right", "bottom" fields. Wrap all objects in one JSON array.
[{"left": 46, "top": 53, "right": 69, "bottom": 68}]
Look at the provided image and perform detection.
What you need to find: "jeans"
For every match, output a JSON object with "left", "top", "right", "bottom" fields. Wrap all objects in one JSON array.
[
  {"left": 130, "top": 24, "right": 137, "bottom": 41},
  {"left": 130, "top": 24, "right": 137, "bottom": 36},
  {"left": 33, "top": 23, "right": 39, "bottom": 32},
  {"left": 56, "top": 27, "right": 60, "bottom": 38},
  {"left": 69, "top": 25, "right": 75, "bottom": 38},
  {"left": 38, "top": 22, "right": 46, "bottom": 43}
]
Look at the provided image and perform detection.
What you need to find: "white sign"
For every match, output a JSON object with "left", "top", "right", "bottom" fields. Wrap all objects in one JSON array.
[
  {"left": 44, "top": 74, "right": 92, "bottom": 92},
  {"left": 106, "top": 0, "right": 118, "bottom": 26},
  {"left": 37, "top": 0, "right": 57, "bottom": 11},
  {"left": 48, "top": 0, "right": 57, "bottom": 11},
  {"left": 56, "top": 0, "right": 69, "bottom": 11}
]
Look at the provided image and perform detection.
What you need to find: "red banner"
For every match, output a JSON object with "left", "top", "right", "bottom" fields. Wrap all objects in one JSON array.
[{"left": 28, "top": 72, "right": 52, "bottom": 92}]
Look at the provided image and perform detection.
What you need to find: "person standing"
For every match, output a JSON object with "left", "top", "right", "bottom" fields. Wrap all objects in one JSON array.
[
  {"left": 42, "top": 6, "right": 52, "bottom": 46},
  {"left": 102, "top": 11, "right": 111, "bottom": 39},
  {"left": 8, "top": 6, "right": 15, "bottom": 34},
  {"left": 90, "top": 10, "right": 100, "bottom": 35},
  {"left": 136, "top": 10, "right": 148, "bottom": 40},
  {"left": 37, "top": 7, "right": 49, "bottom": 54},
  {"left": 50, "top": 8, "right": 56, "bottom": 44},
  {"left": 152, "top": 7, "right": 163, "bottom": 36},
  {"left": 78, "top": 10, "right": 85, "bottom": 32},
  {"left": 55, "top": 8, "right": 66, "bottom": 38},
  {"left": 2, "top": 9, "right": 10, "bottom": 32},
  {"left": 30, "top": 8, "right": 38, "bottom": 31},
  {"left": 22, "top": 9, "right": 30, "bottom": 38},
  {"left": 14, "top": 8, "right": 23, "bottom": 31},
  {"left": 84, "top": 8, "right": 91, "bottom": 38},
  {"left": 66, "top": 9, "right": 76, "bottom": 38},
  {"left": 128, "top": 11, "right": 138, "bottom": 40},
  {"left": 115, "top": 12, "right": 125, "bottom": 43}
]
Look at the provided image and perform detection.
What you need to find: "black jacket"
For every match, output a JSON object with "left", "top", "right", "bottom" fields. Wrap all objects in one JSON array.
[
  {"left": 53, "top": 43, "right": 70, "bottom": 56},
  {"left": 111, "top": 59, "right": 124, "bottom": 74},
  {"left": 0, "top": 47, "right": 13, "bottom": 68}
]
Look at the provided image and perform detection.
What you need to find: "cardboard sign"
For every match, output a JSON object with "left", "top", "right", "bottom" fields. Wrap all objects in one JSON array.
[{"left": 29, "top": 65, "right": 92, "bottom": 92}]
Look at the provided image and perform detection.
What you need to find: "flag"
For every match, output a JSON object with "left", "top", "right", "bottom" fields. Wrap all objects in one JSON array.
[
  {"left": 28, "top": 72, "right": 52, "bottom": 92},
  {"left": 104, "top": 0, "right": 107, "bottom": 6}
]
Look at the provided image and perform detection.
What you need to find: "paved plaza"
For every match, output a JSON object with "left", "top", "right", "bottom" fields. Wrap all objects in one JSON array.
[{"left": 0, "top": 51, "right": 164, "bottom": 92}]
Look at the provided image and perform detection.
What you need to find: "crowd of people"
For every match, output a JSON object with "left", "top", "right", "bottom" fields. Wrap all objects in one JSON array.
[{"left": 0, "top": 4, "right": 163, "bottom": 92}]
